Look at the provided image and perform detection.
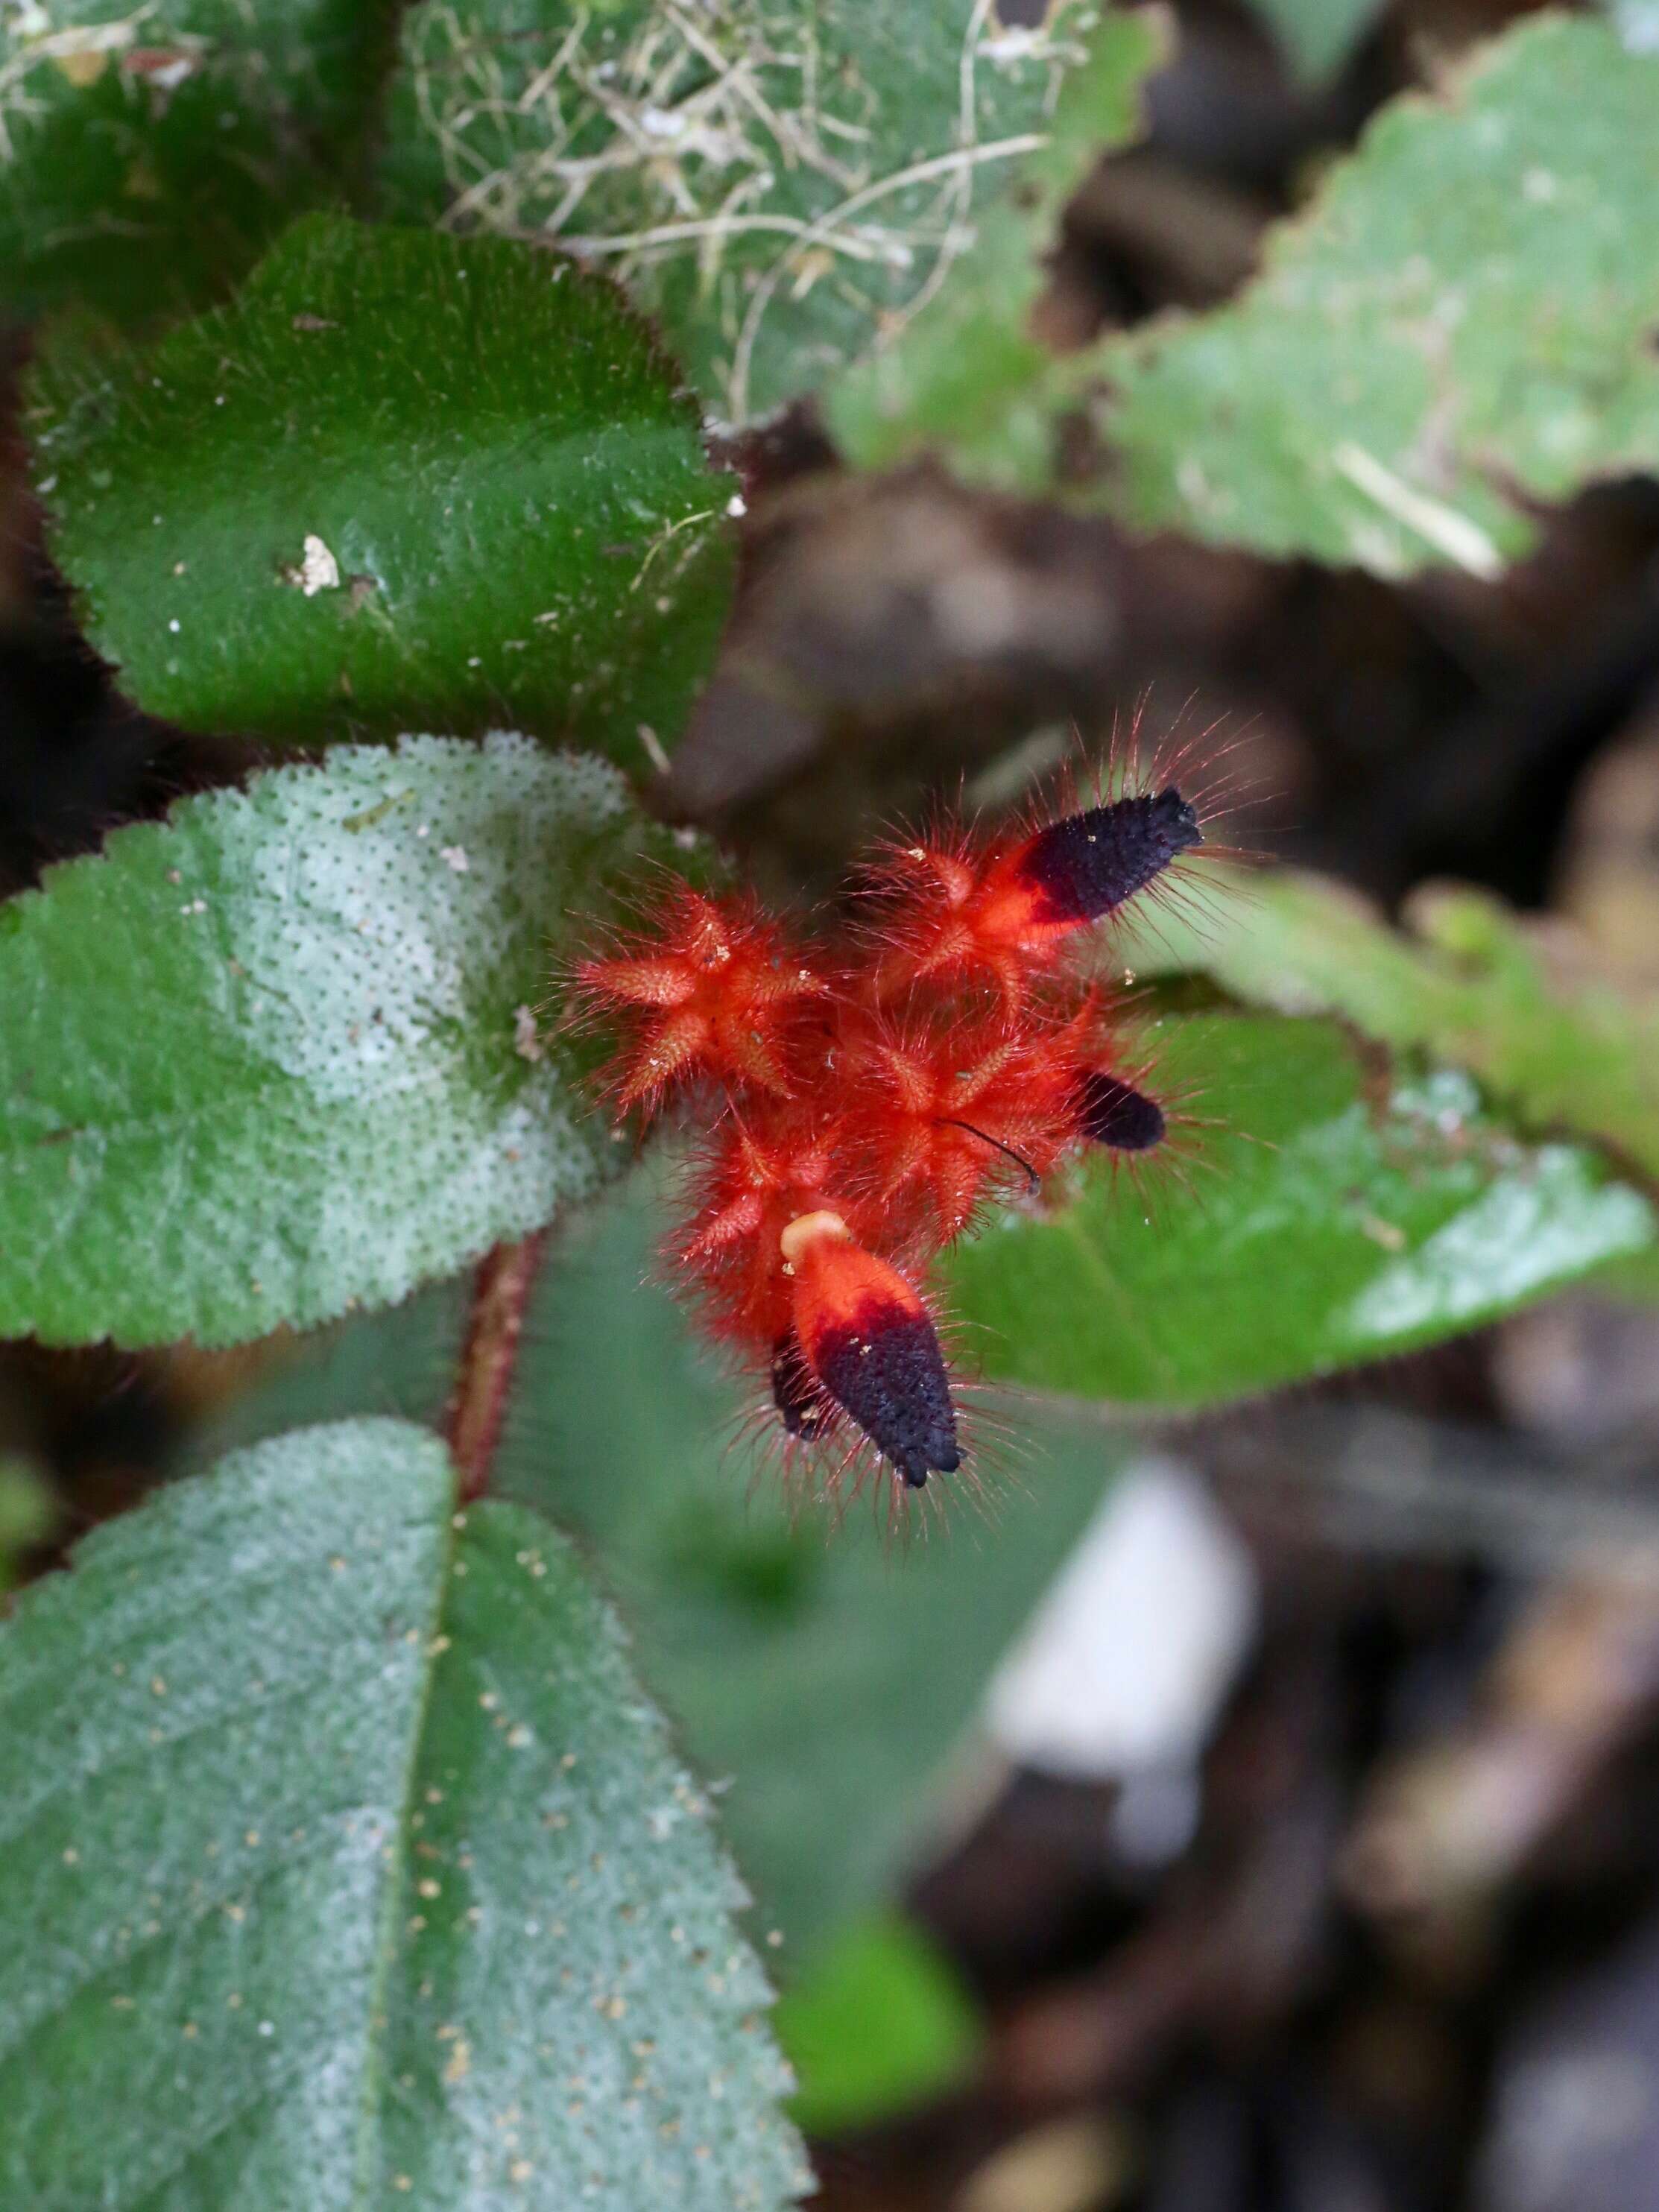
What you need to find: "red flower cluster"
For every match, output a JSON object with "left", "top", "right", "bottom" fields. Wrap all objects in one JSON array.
[{"left": 572, "top": 782, "right": 1205, "bottom": 1495}]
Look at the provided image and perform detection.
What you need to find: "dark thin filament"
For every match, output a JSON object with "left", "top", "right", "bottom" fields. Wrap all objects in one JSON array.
[{"left": 936, "top": 1117, "right": 1040, "bottom": 1192}]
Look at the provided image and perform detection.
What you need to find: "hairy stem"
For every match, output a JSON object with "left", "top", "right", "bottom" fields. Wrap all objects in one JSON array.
[{"left": 445, "top": 1231, "right": 547, "bottom": 1503}]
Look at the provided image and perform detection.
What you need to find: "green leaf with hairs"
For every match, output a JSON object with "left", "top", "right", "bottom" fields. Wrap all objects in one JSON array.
[
  {"left": 29, "top": 214, "right": 733, "bottom": 754},
  {"left": 942, "top": 1012, "right": 1653, "bottom": 1406},
  {"left": 0, "top": 1418, "right": 808, "bottom": 2208},
  {"left": 827, "top": 6, "right": 1167, "bottom": 486},
  {"left": 0, "top": 735, "right": 670, "bottom": 1349},
  {"left": 375, "top": 0, "right": 1149, "bottom": 425},
  {"left": 1096, "top": 16, "right": 1659, "bottom": 574},
  {"left": 1117, "top": 868, "right": 1659, "bottom": 1183}
]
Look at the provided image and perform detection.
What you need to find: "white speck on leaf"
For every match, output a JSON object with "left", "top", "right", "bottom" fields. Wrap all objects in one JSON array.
[
  {"left": 440, "top": 845, "right": 470, "bottom": 873},
  {"left": 289, "top": 534, "right": 341, "bottom": 596},
  {"left": 514, "top": 1005, "right": 544, "bottom": 1063}
]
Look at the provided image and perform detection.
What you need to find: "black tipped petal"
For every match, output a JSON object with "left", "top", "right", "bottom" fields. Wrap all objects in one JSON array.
[
  {"left": 1077, "top": 1072, "right": 1166, "bottom": 1153},
  {"left": 812, "top": 1303, "right": 960, "bottom": 1486},
  {"left": 1020, "top": 788, "right": 1201, "bottom": 925}
]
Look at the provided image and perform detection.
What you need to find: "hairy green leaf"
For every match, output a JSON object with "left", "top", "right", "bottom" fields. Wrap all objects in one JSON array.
[
  {"left": 376, "top": 0, "right": 1121, "bottom": 424},
  {"left": 0, "top": 1420, "right": 807, "bottom": 2208},
  {"left": 0, "top": 1, "right": 390, "bottom": 323},
  {"left": 941, "top": 1014, "right": 1654, "bottom": 1405},
  {"left": 1119, "top": 870, "right": 1659, "bottom": 1182},
  {"left": 0, "top": 735, "right": 666, "bottom": 1349},
  {"left": 827, "top": 5, "right": 1166, "bottom": 486},
  {"left": 197, "top": 1167, "right": 1137, "bottom": 1953},
  {"left": 29, "top": 214, "right": 733, "bottom": 753},
  {"left": 1100, "top": 16, "right": 1659, "bottom": 572}
]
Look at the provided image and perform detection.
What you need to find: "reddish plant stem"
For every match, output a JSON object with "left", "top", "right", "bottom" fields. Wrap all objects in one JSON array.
[{"left": 445, "top": 1231, "right": 548, "bottom": 1504}]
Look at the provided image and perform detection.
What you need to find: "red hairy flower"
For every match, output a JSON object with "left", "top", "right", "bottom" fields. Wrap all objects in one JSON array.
[
  {"left": 835, "top": 1012, "right": 1080, "bottom": 1242},
  {"left": 570, "top": 753, "right": 1227, "bottom": 1502},
  {"left": 572, "top": 885, "right": 827, "bottom": 1114},
  {"left": 676, "top": 1113, "right": 846, "bottom": 1347},
  {"left": 860, "top": 785, "right": 1204, "bottom": 1008}
]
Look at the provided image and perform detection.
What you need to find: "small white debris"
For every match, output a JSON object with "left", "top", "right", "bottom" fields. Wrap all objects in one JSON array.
[
  {"left": 293, "top": 533, "right": 341, "bottom": 597},
  {"left": 439, "top": 844, "right": 470, "bottom": 873},
  {"left": 725, "top": 492, "right": 747, "bottom": 519},
  {"left": 513, "top": 1005, "right": 544, "bottom": 1064}
]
